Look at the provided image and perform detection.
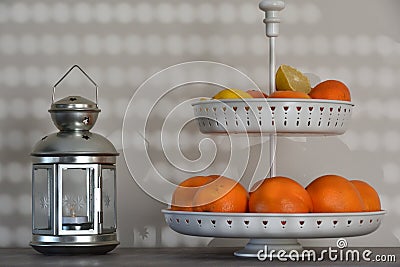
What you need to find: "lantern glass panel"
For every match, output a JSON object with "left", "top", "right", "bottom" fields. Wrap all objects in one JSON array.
[
  {"left": 61, "top": 167, "right": 94, "bottom": 230},
  {"left": 33, "top": 166, "right": 52, "bottom": 232},
  {"left": 102, "top": 167, "right": 116, "bottom": 232}
]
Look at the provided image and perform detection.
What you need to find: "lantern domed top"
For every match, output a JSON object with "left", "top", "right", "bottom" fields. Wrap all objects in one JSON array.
[{"left": 31, "top": 131, "right": 118, "bottom": 158}]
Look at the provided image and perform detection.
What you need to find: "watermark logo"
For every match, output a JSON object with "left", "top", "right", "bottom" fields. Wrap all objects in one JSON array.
[
  {"left": 122, "top": 61, "right": 271, "bottom": 206},
  {"left": 257, "top": 238, "right": 396, "bottom": 263},
  {"left": 336, "top": 238, "right": 348, "bottom": 249}
]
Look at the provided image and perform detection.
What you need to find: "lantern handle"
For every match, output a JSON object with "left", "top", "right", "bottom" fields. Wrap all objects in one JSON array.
[{"left": 52, "top": 65, "right": 98, "bottom": 104}]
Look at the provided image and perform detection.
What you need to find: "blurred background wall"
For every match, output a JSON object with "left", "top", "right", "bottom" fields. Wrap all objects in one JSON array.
[{"left": 0, "top": 0, "right": 399, "bottom": 248}]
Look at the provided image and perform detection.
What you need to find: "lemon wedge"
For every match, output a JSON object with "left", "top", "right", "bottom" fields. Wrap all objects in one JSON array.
[{"left": 276, "top": 65, "right": 311, "bottom": 94}]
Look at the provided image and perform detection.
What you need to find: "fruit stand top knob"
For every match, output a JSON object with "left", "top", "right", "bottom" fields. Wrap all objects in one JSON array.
[{"left": 259, "top": 0, "right": 285, "bottom": 37}]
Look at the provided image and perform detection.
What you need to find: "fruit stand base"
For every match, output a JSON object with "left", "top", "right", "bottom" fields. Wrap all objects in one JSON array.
[{"left": 234, "top": 238, "right": 303, "bottom": 257}]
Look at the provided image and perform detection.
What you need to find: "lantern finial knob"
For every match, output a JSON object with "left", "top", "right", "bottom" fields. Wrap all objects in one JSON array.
[
  {"left": 49, "top": 96, "right": 100, "bottom": 131},
  {"left": 48, "top": 65, "right": 101, "bottom": 131}
]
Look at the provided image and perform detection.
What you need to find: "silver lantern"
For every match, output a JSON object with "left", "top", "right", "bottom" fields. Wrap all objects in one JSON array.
[{"left": 30, "top": 65, "right": 119, "bottom": 254}]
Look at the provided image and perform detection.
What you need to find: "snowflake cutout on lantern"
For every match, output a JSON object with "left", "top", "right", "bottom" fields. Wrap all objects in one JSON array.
[
  {"left": 138, "top": 227, "right": 150, "bottom": 240},
  {"left": 104, "top": 193, "right": 111, "bottom": 208},
  {"left": 39, "top": 195, "right": 49, "bottom": 209},
  {"left": 63, "top": 194, "right": 86, "bottom": 217}
]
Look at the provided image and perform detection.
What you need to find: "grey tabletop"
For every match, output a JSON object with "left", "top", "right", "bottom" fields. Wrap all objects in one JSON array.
[{"left": 0, "top": 247, "right": 399, "bottom": 267}]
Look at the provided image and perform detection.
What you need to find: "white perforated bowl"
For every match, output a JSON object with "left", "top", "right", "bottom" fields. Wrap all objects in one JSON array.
[
  {"left": 162, "top": 210, "right": 385, "bottom": 239},
  {"left": 192, "top": 99, "right": 354, "bottom": 135}
]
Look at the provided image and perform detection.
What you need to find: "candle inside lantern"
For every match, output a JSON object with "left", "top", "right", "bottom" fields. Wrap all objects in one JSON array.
[
  {"left": 62, "top": 216, "right": 88, "bottom": 224},
  {"left": 62, "top": 195, "right": 88, "bottom": 224}
]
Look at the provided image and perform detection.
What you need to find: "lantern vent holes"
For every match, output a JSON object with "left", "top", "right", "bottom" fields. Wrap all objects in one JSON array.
[
  {"left": 69, "top": 97, "right": 77, "bottom": 101},
  {"left": 83, "top": 117, "right": 90, "bottom": 125},
  {"left": 82, "top": 135, "right": 90, "bottom": 140}
]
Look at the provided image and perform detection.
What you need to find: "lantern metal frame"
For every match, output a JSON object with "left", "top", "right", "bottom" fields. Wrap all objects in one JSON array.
[
  {"left": 57, "top": 163, "right": 100, "bottom": 236},
  {"left": 30, "top": 65, "right": 119, "bottom": 255}
]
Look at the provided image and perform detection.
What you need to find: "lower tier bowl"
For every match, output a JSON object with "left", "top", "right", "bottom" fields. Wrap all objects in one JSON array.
[
  {"left": 162, "top": 210, "right": 385, "bottom": 258},
  {"left": 162, "top": 210, "right": 385, "bottom": 238}
]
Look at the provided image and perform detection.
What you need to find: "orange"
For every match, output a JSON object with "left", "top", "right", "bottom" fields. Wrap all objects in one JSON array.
[
  {"left": 249, "top": 179, "right": 264, "bottom": 192},
  {"left": 351, "top": 180, "right": 381, "bottom": 212},
  {"left": 269, "top": 91, "right": 311, "bottom": 99},
  {"left": 171, "top": 176, "right": 215, "bottom": 211},
  {"left": 306, "top": 175, "right": 365, "bottom": 213},
  {"left": 193, "top": 176, "right": 248, "bottom": 213},
  {"left": 246, "top": 90, "right": 268, "bottom": 98},
  {"left": 249, "top": 176, "right": 313, "bottom": 213},
  {"left": 207, "top": 174, "right": 223, "bottom": 179},
  {"left": 309, "top": 80, "right": 351, "bottom": 101}
]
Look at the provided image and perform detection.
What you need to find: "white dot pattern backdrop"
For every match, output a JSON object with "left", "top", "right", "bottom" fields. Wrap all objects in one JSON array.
[{"left": 0, "top": 0, "right": 400, "bottom": 248}]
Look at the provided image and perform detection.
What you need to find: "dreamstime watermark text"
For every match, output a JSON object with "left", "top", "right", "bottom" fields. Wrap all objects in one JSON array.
[{"left": 257, "top": 238, "right": 396, "bottom": 263}]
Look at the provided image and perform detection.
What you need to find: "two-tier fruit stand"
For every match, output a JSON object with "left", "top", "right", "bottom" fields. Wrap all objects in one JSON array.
[{"left": 162, "top": 0, "right": 385, "bottom": 257}]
